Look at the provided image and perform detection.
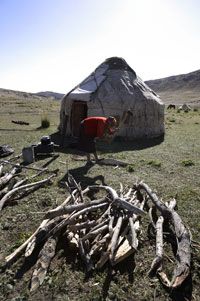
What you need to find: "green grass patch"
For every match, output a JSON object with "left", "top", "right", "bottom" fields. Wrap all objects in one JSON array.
[
  {"left": 127, "top": 164, "right": 135, "bottom": 172},
  {"left": 41, "top": 115, "right": 50, "bottom": 128},
  {"left": 147, "top": 160, "right": 161, "bottom": 168},
  {"left": 181, "top": 159, "right": 195, "bottom": 166}
]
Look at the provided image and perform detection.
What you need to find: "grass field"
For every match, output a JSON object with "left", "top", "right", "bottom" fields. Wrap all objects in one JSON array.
[{"left": 0, "top": 96, "right": 199, "bottom": 301}]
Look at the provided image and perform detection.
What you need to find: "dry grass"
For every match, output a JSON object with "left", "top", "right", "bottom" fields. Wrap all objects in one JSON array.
[{"left": 0, "top": 96, "right": 199, "bottom": 301}]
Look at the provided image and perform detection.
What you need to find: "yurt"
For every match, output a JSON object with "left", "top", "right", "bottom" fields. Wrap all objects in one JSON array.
[{"left": 59, "top": 57, "right": 165, "bottom": 139}]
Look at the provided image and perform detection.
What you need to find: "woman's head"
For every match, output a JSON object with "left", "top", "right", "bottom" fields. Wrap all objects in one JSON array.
[{"left": 106, "top": 116, "right": 117, "bottom": 127}]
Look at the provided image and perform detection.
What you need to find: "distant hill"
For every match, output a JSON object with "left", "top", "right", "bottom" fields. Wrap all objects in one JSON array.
[
  {"left": 145, "top": 69, "right": 200, "bottom": 106},
  {"left": 0, "top": 88, "right": 64, "bottom": 101},
  {"left": 35, "top": 91, "right": 64, "bottom": 100},
  {"left": 1, "top": 68, "right": 200, "bottom": 106}
]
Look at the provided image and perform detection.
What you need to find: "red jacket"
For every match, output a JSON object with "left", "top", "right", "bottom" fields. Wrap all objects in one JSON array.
[{"left": 82, "top": 117, "right": 107, "bottom": 138}]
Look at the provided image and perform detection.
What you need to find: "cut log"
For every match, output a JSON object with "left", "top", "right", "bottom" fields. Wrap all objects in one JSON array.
[
  {"left": 112, "top": 234, "right": 134, "bottom": 265},
  {"left": 30, "top": 236, "right": 58, "bottom": 292}
]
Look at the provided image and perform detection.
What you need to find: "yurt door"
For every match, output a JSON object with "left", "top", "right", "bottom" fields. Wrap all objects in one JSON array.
[{"left": 71, "top": 101, "right": 88, "bottom": 137}]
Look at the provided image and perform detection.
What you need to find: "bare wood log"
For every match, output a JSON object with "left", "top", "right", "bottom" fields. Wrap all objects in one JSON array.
[
  {"left": 0, "top": 164, "right": 3, "bottom": 177},
  {"left": 46, "top": 203, "right": 108, "bottom": 239},
  {"left": 45, "top": 197, "right": 107, "bottom": 219},
  {"left": 0, "top": 174, "right": 55, "bottom": 210},
  {"left": 138, "top": 182, "right": 191, "bottom": 287},
  {"left": 89, "top": 185, "right": 145, "bottom": 215},
  {"left": 67, "top": 173, "right": 84, "bottom": 202},
  {"left": 119, "top": 182, "right": 123, "bottom": 197},
  {"left": 170, "top": 210, "right": 191, "bottom": 288},
  {"left": 148, "top": 207, "right": 157, "bottom": 229},
  {"left": 0, "top": 167, "right": 18, "bottom": 189},
  {"left": 89, "top": 185, "right": 118, "bottom": 200},
  {"left": 112, "top": 233, "right": 134, "bottom": 265},
  {"left": 0, "top": 178, "right": 17, "bottom": 199},
  {"left": 124, "top": 188, "right": 133, "bottom": 198},
  {"left": 87, "top": 218, "right": 110, "bottom": 234},
  {"left": 109, "top": 215, "right": 115, "bottom": 235},
  {"left": 148, "top": 216, "right": 164, "bottom": 277},
  {"left": 137, "top": 182, "right": 170, "bottom": 217},
  {"left": 68, "top": 220, "right": 96, "bottom": 232},
  {"left": 110, "top": 216, "right": 123, "bottom": 262},
  {"left": 89, "top": 233, "right": 110, "bottom": 256},
  {"left": 167, "top": 198, "right": 176, "bottom": 210},
  {"left": 0, "top": 160, "right": 49, "bottom": 173},
  {"left": 30, "top": 236, "right": 58, "bottom": 292},
  {"left": 96, "top": 251, "right": 109, "bottom": 269},
  {"left": 82, "top": 224, "right": 109, "bottom": 241},
  {"left": 96, "top": 204, "right": 111, "bottom": 224},
  {"left": 157, "top": 271, "right": 171, "bottom": 287},
  {"left": 128, "top": 217, "right": 138, "bottom": 250},
  {"left": 25, "top": 216, "right": 64, "bottom": 258},
  {"left": 5, "top": 219, "right": 49, "bottom": 266},
  {"left": 79, "top": 239, "right": 93, "bottom": 272},
  {"left": 67, "top": 232, "right": 79, "bottom": 249}
]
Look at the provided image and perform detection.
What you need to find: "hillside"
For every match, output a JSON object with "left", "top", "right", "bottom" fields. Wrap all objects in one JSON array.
[
  {"left": 1, "top": 68, "right": 200, "bottom": 106},
  {"left": 0, "top": 88, "right": 64, "bottom": 101},
  {"left": 35, "top": 91, "right": 64, "bottom": 99},
  {"left": 145, "top": 69, "right": 200, "bottom": 106}
]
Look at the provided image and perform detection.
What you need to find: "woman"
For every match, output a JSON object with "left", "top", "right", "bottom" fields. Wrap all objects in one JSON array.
[{"left": 78, "top": 116, "right": 117, "bottom": 164}]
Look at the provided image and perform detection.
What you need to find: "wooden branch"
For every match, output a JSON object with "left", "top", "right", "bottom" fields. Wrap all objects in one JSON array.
[
  {"left": 89, "top": 233, "right": 110, "bottom": 256},
  {"left": 0, "top": 174, "right": 55, "bottom": 210},
  {"left": 25, "top": 216, "right": 64, "bottom": 258},
  {"left": 0, "top": 164, "right": 3, "bottom": 177},
  {"left": 0, "top": 167, "right": 18, "bottom": 189},
  {"left": 148, "top": 216, "right": 164, "bottom": 277},
  {"left": 112, "top": 233, "right": 134, "bottom": 265},
  {"left": 137, "top": 182, "right": 170, "bottom": 217},
  {"left": 82, "top": 224, "right": 109, "bottom": 241},
  {"left": 87, "top": 218, "right": 110, "bottom": 234},
  {"left": 0, "top": 160, "right": 49, "bottom": 173},
  {"left": 170, "top": 210, "right": 191, "bottom": 288},
  {"left": 128, "top": 217, "right": 139, "bottom": 250},
  {"left": 30, "top": 236, "right": 58, "bottom": 292},
  {"left": 45, "top": 197, "right": 107, "bottom": 219},
  {"left": 89, "top": 185, "right": 145, "bottom": 215},
  {"left": 5, "top": 219, "right": 49, "bottom": 266},
  {"left": 109, "top": 215, "right": 115, "bottom": 235},
  {"left": 68, "top": 220, "right": 96, "bottom": 231},
  {"left": 67, "top": 232, "right": 79, "bottom": 249},
  {"left": 67, "top": 173, "right": 84, "bottom": 202},
  {"left": 79, "top": 239, "right": 93, "bottom": 272},
  {"left": 110, "top": 216, "right": 123, "bottom": 262},
  {"left": 138, "top": 182, "right": 191, "bottom": 287}
]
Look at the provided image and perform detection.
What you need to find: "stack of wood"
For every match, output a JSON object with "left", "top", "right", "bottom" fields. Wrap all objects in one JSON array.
[
  {"left": 4, "top": 174, "right": 191, "bottom": 293},
  {"left": 0, "top": 158, "right": 56, "bottom": 211}
]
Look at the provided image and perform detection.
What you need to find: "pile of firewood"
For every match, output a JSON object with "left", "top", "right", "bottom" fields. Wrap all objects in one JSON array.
[
  {"left": 0, "top": 157, "right": 56, "bottom": 211},
  {"left": 4, "top": 174, "right": 191, "bottom": 293}
]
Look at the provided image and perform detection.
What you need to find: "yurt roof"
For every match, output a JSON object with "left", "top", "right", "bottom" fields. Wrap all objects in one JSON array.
[{"left": 67, "top": 57, "right": 160, "bottom": 103}]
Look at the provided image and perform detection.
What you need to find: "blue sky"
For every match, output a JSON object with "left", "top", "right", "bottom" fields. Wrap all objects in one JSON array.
[{"left": 0, "top": 0, "right": 200, "bottom": 93}]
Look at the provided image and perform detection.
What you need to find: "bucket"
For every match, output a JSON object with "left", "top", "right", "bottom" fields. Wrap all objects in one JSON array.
[{"left": 22, "top": 146, "right": 35, "bottom": 164}]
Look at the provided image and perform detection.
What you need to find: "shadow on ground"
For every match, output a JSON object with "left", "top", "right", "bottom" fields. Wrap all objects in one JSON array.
[
  {"left": 50, "top": 132, "right": 165, "bottom": 155},
  {"left": 59, "top": 164, "right": 106, "bottom": 190}
]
